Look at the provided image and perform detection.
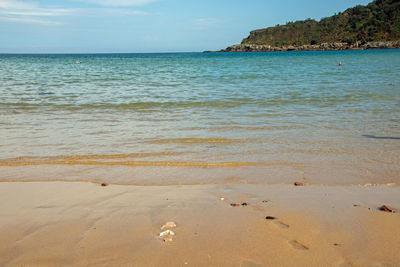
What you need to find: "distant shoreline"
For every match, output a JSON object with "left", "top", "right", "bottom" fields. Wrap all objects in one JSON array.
[{"left": 205, "top": 40, "right": 400, "bottom": 53}]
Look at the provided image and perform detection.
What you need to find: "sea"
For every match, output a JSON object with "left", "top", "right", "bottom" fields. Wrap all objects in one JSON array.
[{"left": 0, "top": 50, "right": 399, "bottom": 185}]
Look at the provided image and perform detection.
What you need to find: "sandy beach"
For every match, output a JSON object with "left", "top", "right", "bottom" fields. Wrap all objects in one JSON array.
[
  {"left": 0, "top": 181, "right": 399, "bottom": 266},
  {"left": 1, "top": 0, "right": 400, "bottom": 265}
]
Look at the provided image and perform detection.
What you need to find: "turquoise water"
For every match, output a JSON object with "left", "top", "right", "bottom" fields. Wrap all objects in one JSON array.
[{"left": 0, "top": 50, "right": 399, "bottom": 185}]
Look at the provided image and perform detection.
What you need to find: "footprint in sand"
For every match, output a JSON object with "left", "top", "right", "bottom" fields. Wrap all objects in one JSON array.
[
  {"left": 274, "top": 221, "right": 290, "bottom": 229},
  {"left": 289, "top": 240, "right": 309, "bottom": 250},
  {"left": 265, "top": 217, "right": 290, "bottom": 229}
]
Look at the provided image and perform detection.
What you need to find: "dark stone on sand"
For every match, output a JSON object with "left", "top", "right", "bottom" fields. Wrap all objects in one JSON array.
[
  {"left": 101, "top": 183, "right": 109, "bottom": 187},
  {"left": 242, "top": 203, "right": 249, "bottom": 206},
  {"left": 230, "top": 203, "right": 241, "bottom": 207},
  {"left": 265, "top": 216, "right": 276, "bottom": 220},
  {"left": 294, "top": 182, "right": 304, "bottom": 186},
  {"left": 379, "top": 205, "right": 395, "bottom": 213}
]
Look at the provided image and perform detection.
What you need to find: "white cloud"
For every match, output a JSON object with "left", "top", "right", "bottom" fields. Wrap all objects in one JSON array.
[
  {"left": 0, "top": 0, "right": 75, "bottom": 25},
  {"left": 0, "top": 16, "right": 61, "bottom": 25},
  {"left": 76, "top": 0, "right": 157, "bottom": 7},
  {"left": 1, "top": 9, "right": 73, "bottom": 17},
  {"left": 0, "top": 0, "right": 150, "bottom": 26},
  {"left": 0, "top": 0, "right": 34, "bottom": 10},
  {"left": 81, "top": 8, "right": 148, "bottom": 16},
  {"left": 0, "top": 0, "right": 73, "bottom": 16}
]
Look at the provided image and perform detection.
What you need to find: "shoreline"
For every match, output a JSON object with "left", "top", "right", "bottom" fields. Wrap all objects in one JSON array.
[
  {"left": 205, "top": 40, "right": 400, "bottom": 53},
  {"left": 1, "top": 181, "right": 399, "bottom": 266},
  {"left": 0, "top": 179, "right": 398, "bottom": 188}
]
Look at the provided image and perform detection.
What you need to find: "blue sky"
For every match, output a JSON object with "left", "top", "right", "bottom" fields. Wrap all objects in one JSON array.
[{"left": 0, "top": 0, "right": 372, "bottom": 53}]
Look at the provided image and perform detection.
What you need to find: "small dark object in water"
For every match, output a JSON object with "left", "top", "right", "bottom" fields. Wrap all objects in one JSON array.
[
  {"left": 242, "top": 202, "right": 248, "bottom": 206},
  {"left": 294, "top": 182, "right": 304, "bottom": 186},
  {"left": 379, "top": 205, "right": 395, "bottom": 213},
  {"left": 362, "top": 134, "right": 400, "bottom": 140},
  {"left": 38, "top": 92, "right": 55, "bottom": 95},
  {"left": 230, "top": 203, "right": 240, "bottom": 207},
  {"left": 101, "top": 183, "right": 109, "bottom": 187},
  {"left": 265, "top": 216, "right": 276, "bottom": 220}
]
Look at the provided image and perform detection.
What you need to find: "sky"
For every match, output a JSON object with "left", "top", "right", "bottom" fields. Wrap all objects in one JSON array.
[{"left": 0, "top": 0, "right": 372, "bottom": 53}]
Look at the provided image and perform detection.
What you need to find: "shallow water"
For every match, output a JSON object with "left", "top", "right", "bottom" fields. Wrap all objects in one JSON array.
[{"left": 0, "top": 50, "right": 399, "bottom": 185}]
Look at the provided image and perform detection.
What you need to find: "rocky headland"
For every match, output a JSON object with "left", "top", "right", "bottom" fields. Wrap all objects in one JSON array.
[
  {"left": 215, "top": 40, "right": 400, "bottom": 52},
  {"left": 208, "top": 0, "right": 400, "bottom": 53}
]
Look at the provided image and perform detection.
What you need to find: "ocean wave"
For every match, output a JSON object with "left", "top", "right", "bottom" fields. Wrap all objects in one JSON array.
[
  {"left": 0, "top": 159, "right": 301, "bottom": 167},
  {"left": 149, "top": 138, "right": 245, "bottom": 144},
  {"left": 0, "top": 93, "right": 395, "bottom": 111}
]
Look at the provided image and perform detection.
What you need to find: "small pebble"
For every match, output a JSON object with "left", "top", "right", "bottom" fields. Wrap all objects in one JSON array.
[
  {"left": 265, "top": 216, "right": 276, "bottom": 220},
  {"left": 379, "top": 205, "right": 395, "bottom": 213},
  {"left": 101, "top": 183, "right": 109, "bottom": 187},
  {"left": 294, "top": 182, "right": 304, "bottom": 186},
  {"left": 241, "top": 202, "right": 248, "bottom": 206},
  {"left": 230, "top": 203, "right": 241, "bottom": 207},
  {"left": 220, "top": 197, "right": 225, "bottom": 201}
]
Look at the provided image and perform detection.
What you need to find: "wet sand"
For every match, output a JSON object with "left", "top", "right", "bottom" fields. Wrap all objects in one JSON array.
[{"left": 0, "top": 182, "right": 399, "bottom": 266}]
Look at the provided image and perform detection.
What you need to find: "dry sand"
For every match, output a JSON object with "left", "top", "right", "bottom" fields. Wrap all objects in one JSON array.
[{"left": 0, "top": 182, "right": 399, "bottom": 266}]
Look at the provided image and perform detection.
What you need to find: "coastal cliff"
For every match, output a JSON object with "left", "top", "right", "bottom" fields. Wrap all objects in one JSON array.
[
  {"left": 212, "top": 0, "right": 400, "bottom": 52},
  {"left": 218, "top": 41, "right": 400, "bottom": 52}
]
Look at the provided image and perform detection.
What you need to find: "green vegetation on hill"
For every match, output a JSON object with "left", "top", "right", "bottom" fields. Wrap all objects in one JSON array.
[{"left": 241, "top": 0, "right": 400, "bottom": 46}]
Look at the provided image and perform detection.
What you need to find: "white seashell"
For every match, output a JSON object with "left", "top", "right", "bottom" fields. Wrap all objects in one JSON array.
[
  {"left": 159, "top": 230, "right": 175, "bottom": 237},
  {"left": 161, "top": 222, "right": 177, "bottom": 231}
]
